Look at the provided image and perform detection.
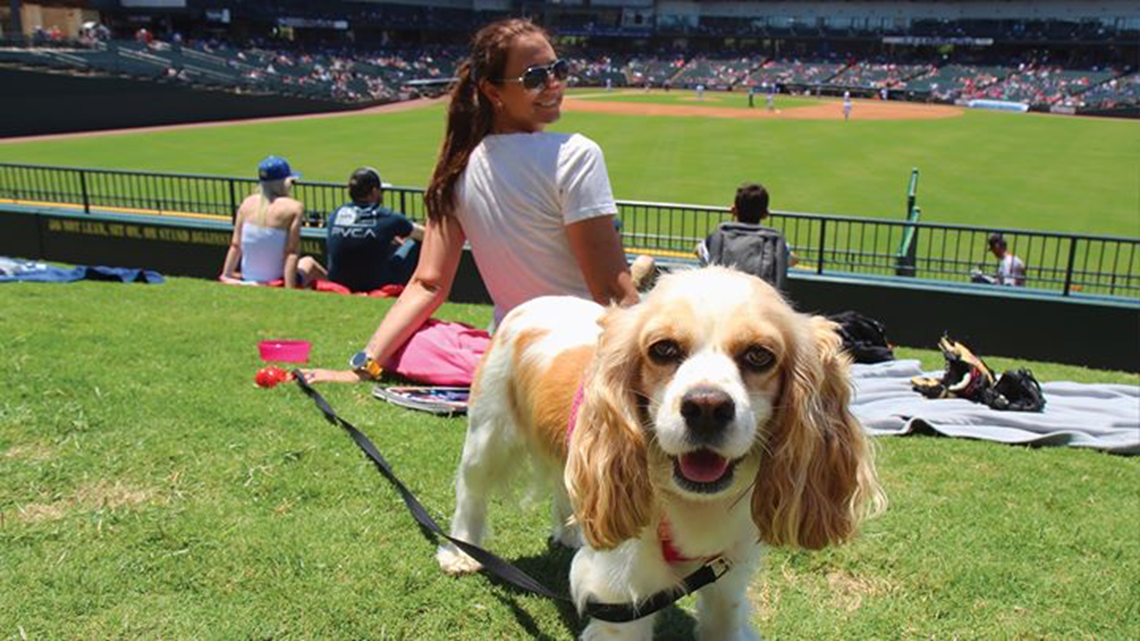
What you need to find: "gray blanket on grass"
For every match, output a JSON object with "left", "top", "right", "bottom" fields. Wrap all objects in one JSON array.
[{"left": 851, "top": 360, "right": 1140, "bottom": 455}]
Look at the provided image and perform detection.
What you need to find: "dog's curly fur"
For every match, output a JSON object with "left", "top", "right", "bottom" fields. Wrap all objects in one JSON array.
[{"left": 438, "top": 267, "right": 885, "bottom": 640}]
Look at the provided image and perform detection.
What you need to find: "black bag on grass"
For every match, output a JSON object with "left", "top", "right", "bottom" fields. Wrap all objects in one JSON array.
[
  {"left": 827, "top": 311, "right": 895, "bottom": 364},
  {"left": 991, "top": 368, "right": 1046, "bottom": 412},
  {"left": 911, "top": 336, "right": 1046, "bottom": 412}
]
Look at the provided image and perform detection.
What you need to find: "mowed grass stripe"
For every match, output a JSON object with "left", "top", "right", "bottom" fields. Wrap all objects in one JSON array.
[{"left": 1, "top": 103, "right": 1137, "bottom": 236}]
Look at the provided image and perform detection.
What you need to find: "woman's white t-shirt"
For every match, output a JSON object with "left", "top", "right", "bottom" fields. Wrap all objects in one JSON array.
[{"left": 454, "top": 132, "right": 617, "bottom": 324}]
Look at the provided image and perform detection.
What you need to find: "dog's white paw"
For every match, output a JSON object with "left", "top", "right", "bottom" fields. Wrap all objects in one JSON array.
[{"left": 436, "top": 545, "right": 483, "bottom": 575}]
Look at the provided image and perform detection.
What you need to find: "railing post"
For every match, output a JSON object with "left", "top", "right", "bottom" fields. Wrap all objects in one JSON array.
[
  {"left": 228, "top": 179, "right": 238, "bottom": 223},
  {"left": 896, "top": 205, "right": 919, "bottom": 277},
  {"left": 1062, "top": 236, "right": 1078, "bottom": 297},
  {"left": 817, "top": 218, "right": 827, "bottom": 275},
  {"left": 400, "top": 190, "right": 407, "bottom": 217},
  {"left": 79, "top": 169, "right": 90, "bottom": 214}
]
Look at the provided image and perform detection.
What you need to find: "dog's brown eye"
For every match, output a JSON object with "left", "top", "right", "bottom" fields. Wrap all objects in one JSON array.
[
  {"left": 741, "top": 346, "right": 775, "bottom": 371},
  {"left": 648, "top": 339, "right": 684, "bottom": 364}
]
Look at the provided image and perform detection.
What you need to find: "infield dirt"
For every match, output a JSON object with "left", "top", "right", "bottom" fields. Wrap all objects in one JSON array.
[{"left": 563, "top": 95, "right": 963, "bottom": 121}]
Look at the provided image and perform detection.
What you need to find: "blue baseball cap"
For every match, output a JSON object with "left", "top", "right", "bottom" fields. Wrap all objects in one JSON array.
[{"left": 257, "top": 155, "right": 300, "bottom": 182}]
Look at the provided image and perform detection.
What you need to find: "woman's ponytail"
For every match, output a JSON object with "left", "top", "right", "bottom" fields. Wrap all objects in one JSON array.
[
  {"left": 424, "top": 58, "right": 494, "bottom": 221},
  {"left": 424, "top": 19, "right": 547, "bottom": 221}
]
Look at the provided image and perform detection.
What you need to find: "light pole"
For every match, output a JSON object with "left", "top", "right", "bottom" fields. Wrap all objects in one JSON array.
[{"left": 8, "top": 0, "right": 22, "bottom": 41}]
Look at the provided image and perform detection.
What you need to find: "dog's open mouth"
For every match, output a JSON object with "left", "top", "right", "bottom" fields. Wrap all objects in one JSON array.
[{"left": 673, "top": 449, "right": 737, "bottom": 493}]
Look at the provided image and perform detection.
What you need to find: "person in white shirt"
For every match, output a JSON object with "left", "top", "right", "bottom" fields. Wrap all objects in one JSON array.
[
  {"left": 842, "top": 90, "right": 853, "bottom": 121},
  {"left": 970, "top": 233, "right": 1027, "bottom": 286},
  {"left": 988, "top": 233, "right": 1027, "bottom": 286},
  {"left": 219, "top": 156, "right": 325, "bottom": 288},
  {"left": 303, "top": 19, "right": 639, "bottom": 384}
]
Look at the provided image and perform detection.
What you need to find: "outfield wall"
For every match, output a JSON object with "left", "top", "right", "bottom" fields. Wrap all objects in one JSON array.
[
  {"left": 3, "top": 205, "right": 1137, "bottom": 372},
  {"left": 0, "top": 67, "right": 367, "bottom": 138}
]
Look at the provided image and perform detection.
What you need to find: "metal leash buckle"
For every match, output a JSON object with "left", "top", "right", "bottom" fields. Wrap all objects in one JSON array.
[{"left": 707, "top": 555, "right": 732, "bottom": 580}]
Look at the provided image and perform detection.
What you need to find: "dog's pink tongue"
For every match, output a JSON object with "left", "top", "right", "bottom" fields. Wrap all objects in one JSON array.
[{"left": 678, "top": 450, "right": 729, "bottom": 483}]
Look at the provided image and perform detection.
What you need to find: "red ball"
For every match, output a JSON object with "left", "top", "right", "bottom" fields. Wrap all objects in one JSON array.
[{"left": 255, "top": 366, "right": 290, "bottom": 388}]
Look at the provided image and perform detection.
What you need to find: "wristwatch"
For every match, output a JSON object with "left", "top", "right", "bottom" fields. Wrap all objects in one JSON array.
[{"left": 349, "top": 350, "right": 383, "bottom": 380}]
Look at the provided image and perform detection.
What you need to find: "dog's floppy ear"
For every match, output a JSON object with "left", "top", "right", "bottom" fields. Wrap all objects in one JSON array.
[
  {"left": 565, "top": 305, "right": 655, "bottom": 550},
  {"left": 752, "top": 316, "right": 885, "bottom": 550}
]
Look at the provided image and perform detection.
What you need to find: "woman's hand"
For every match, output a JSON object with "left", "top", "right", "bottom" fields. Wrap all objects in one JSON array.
[
  {"left": 298, "top": 369, "right": 369, "bottom": 384},
  {"left": 219, "top": 275, "right": 243, "bottom": 285}
]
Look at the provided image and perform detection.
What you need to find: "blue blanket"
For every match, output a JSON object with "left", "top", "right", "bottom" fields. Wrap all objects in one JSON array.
[
  {"left": 0, "top": 258, "right": 164, "bottom": 284},
  {"left": 852, "top": 360, "right": 1139, "bottom": 454}
]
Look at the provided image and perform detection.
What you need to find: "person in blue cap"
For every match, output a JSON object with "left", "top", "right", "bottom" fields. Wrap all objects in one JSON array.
[{"left": 220, "top": 155, "right": 326, "bottom": 287}]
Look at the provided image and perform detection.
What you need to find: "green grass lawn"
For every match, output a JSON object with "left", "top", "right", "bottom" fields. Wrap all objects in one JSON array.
[
  {"left": 1, "top": 101, "right": 1137, "bottom": 236},
  {"left": 1, "top": 279, "right": 1138, "bottom": 638}
]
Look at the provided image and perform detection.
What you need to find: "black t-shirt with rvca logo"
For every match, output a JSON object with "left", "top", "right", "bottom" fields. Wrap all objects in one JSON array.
[{"left": 326, "top": 201, "right": 413, "bottom": 292}]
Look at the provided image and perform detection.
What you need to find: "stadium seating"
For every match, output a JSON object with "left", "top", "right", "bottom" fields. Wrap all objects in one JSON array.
[
  {"left": 1, "top": 30, "right": 1134, "bottom": 115},
  {"left": 568, "top": 55, "right": 632, "bottom": 88},
  {"left": 0, "top": 38, "right": 466, "bottom": 104},
  {"left": 964, "top": 65, "right": 1119, "bottom": 106},
  {"left": 1066, "top": 72, "right": 1140, "bottom": 110},
  {"left": 626, "top": 55, "right": 688, "bottom": 86},
  {"left": 831, "top": 62, "right": 935, "bottom": 89},
  {"left": 903, "top": 65, "right": 1014, "bottom": 101},
  {"left": 671, "top": 56, "right": 761, "bottom": 89},
  {"left": 748, "top": 59, "right": 847, "bottom": 88}
]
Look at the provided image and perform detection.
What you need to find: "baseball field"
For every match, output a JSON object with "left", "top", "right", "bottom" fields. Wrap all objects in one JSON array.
[
  {"left": 1, "top": 89, "right": 1137, "bottom": 237},
  {"left": 2, "top": 90, "right": 1139, "bottom": 639}
]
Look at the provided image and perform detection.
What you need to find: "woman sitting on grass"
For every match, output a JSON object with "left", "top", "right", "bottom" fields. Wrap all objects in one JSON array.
[
  {"left": 302, "top": 18, "right": 639, "bottom": 384},
  {"left": 219, "top": 155, "right": 326, "bottom": 288}
]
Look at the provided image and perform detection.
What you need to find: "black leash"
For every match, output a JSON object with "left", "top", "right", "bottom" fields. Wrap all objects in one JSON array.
[{"left": 291, "top": 371, "right": 732, "bottom": 623}]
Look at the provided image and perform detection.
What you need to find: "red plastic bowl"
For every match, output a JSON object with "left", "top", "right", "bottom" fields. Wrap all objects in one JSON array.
[{"left": 258, "top": 339, "right": 311, "bottom": 363}]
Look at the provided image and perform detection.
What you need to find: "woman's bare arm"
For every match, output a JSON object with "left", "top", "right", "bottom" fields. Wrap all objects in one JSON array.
[
  {"left": 302, "top": 214, "right": 466, "bottom": 383},
  {"left": 566, "top": 215, "right": 639, "bottom": 307}
]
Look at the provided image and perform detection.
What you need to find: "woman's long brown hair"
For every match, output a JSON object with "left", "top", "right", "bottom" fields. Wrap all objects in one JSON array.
[{"left": 424, "top": 19, "right": 547, "bottom": 221}]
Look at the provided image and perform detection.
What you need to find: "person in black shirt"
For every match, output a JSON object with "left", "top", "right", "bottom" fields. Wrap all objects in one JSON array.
[{"left": 326, "top": 167, "right": 425, "bottom": 292}]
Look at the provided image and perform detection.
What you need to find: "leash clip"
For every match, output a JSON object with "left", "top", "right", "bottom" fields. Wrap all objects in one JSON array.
[{"left": 707, "top": 556, "right": 732, "bottom": 579}]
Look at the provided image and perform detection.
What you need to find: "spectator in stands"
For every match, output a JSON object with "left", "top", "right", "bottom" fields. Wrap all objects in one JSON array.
[
  {"left": 326, "top": 167, "right": 425, "bottom": 292},
  {"left": 219, "top": 156, "right": 325, "bottom": 288},
  {"left": 302, "top": 18, "right": 639, "bottom": 384},
  {"left": 697, "top": 182, "right": 796, "bottom": 290},
  {"left": 972, "top": 233, "right": 1026, "bottom": 286}
]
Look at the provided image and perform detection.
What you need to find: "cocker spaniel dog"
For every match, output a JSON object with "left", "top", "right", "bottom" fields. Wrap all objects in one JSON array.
[{"left": 437, "top": 266, "right": 884, "bottom": 640}]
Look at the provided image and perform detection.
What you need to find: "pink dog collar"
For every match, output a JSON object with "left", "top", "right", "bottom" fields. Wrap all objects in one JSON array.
[{"left": 567, "top": 381, "right": 586, "bottom": 442}]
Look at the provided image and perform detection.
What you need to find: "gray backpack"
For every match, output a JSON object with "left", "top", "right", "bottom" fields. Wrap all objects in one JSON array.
[{"left": 704, "top": 222, "right": 789, "bottom": 291}]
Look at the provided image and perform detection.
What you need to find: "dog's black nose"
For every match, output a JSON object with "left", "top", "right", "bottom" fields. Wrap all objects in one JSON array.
[{"left": 680, "top": 387, "right": 735, "bottom": 440}]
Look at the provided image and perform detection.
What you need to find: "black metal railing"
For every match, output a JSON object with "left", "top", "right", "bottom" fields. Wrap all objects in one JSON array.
[{"left": 1, "top": 163, "right": 1137, "bottom": 301}]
